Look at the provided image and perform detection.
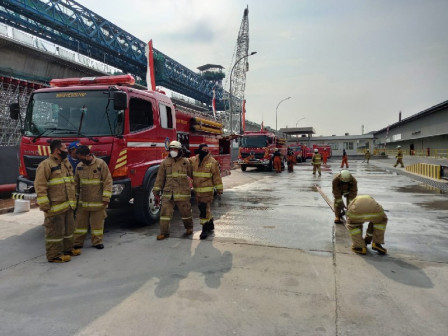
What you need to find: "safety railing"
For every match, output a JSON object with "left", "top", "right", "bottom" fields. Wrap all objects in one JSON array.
[{"left": 406, "top": 163, "right": 441, "bottom": 179}]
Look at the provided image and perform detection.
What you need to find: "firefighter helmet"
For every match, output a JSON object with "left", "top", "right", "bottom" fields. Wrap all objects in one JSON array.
[
  {"left": 314, "top": 149, "right": 318, "bottom": 153},
  {"left": 168, "top": 141, "right": 182, "bottom": 149},
  {"left": 397, "top": 145, "right": 401, "bottom": 149},
  {"left": 340, "top": 170, "right": 352, "bottom": 182}
]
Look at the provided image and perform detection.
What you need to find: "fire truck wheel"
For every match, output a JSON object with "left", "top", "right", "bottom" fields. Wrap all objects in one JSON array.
[
  {"left": 241, "top": 165, "right": 247, "bottom": 172},
  {"left": 134, "top": 175, "right": 160, "bottom": 225}
]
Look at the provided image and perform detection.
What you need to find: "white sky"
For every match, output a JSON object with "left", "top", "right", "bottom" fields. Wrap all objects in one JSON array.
[{"left": 77, "top": 0, "right": 448, "bottom": 136}]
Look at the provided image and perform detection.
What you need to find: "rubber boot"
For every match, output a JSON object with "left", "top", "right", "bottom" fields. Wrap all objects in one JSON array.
[
  {"left": 157, "top": 233, "right": 170, "bottom": 240},
  {"left": 364, "top": 235, "right": 373, "bottom": 245},
  {"left": 334, "top": 217, "right": 342, "bottom": 224},
  {"left": 200, "top": 221, "right": 212, "bottom": 240},
  {"left": 351, "top": 246, "right": 367, "bottom": 255},
  {"left": 48, "top": 255, "right": 71, "bottom": 263},
  {"left": 372, "top": 243, "right": 387, "bottom": 255},
  {"left": 64, "top": 248, "right": 82, "bottom": 256}
]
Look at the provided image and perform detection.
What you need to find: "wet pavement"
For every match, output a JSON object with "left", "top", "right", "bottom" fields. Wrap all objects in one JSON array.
[{"left": 1, "top": 158, "right": 448, "bottom": 335}]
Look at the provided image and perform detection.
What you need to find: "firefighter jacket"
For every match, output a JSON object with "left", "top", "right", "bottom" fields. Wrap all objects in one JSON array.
[
  {"left": 332, "top": 174, "right": 358, "bottom": 204},
  {"left": 397, "top": 149, "right": 403, "bottom": 159},
  {"left": 191, "top": 153, "right": 223, "bottom": 200},
  {"left": 312, "top": 153, "right": 322, "bottom": 165},
  {"left": 346, "top": 195, "right": 387, "bottom": 223},
  {"left": 153, "top": 156, "right": 192, "bottom": 201},
  {"left": 75, "top": 157, "right": 112, "bottom": 211},
  {"left": 35, "top": 155, "right": 76, "bottom": 217},
  {"left": 365, "top": 151, "right": 371, "bottom": 159}
]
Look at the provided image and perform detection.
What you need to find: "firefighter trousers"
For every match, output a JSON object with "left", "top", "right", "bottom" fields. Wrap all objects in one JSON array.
[
  {"left": 74, "top": 208, "right": 107, "bottom": 247},
  {"left": 159, "top": 199, "right": 193, "bottom": 235},
  {"left": 394, "top": 158, "right": 404, "bottom": 167},
  {"left": 312, "top": 164, "right": 321, "bottom": 175},
  {"left": 44, "top": 209, "right": 75, "bottom": 260},
  {"left": 273, "top": 157, "right": 282, "bottom": 173},
  {"left": 346, "top": 217, "right": 387, "bottom": 248},
  {"left": 197, "top": 197, "right": 213, "bottom": 226},
  {"left": 341, "top": 157, "right": 349, "bottom": 168}
]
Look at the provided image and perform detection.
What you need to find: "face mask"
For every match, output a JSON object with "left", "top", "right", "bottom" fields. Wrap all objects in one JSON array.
[
  {"left": 170, "top": 150, "right": 178, "bottom": 158},
  {"left": 199, "top": 149, "right": 208, "bottom": 158},
  {"left": 59, "top": 150, "right": 68, "bottom": 160}
]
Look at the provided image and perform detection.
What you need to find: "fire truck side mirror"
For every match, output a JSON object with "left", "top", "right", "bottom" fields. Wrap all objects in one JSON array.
[
  {"left": 9, "top": 103, "right": 20, "bottom": 120},
  {"left": 113, "top": 92, "right": 128, "bottom": 110}
]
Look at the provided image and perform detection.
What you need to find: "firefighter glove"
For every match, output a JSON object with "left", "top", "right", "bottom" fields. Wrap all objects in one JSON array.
[{"left": 154, "top": 194, "right": 161, "bottom": 207}]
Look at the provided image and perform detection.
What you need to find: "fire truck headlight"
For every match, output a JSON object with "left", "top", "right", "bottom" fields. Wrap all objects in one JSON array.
[
  {"left": 18, "top": 182, "right": 28, "bottom": 192},
  {"left": 112, "top": 184, "right": 125, "bottom": 196}
]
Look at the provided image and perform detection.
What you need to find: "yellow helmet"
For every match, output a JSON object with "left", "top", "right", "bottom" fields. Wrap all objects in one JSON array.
[
  {"left": 168, "top": 141, "right": 182, "bottom": 149},
  {"left": 340, "top": 170, "right": 351, "bottom": 182}
]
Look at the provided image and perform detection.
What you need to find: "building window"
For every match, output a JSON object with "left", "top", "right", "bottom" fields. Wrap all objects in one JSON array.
[
  {"left": 343, "top": 142, "right": 354, "bottom": 150},
  {"left": 329, "top": 143, "right": 339, "bottom": 150}
]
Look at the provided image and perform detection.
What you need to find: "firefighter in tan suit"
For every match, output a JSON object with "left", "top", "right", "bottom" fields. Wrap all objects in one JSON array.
[
  {"left": 394, "top": 145, "right": 404, "bottom": 167},
  {"left": 332, "top": 170, "right": 358, "bottom": 224},
  {"left": 311, "top": 148, "right": 322, "bottom": 176},
  {"left": 73, "top": 145, "right": 112, "bottom": 249},
  {"left": 346, "top": 195, "right": 388, "bottom": 255},
  {"left": 153, "top": 141, "right": 193, "bottom": 240},
  {"left": 35, "top": 140, "right": 80, "bottom": 263},
  {"left": 191, "top": 143, "right": 223, "bottom": 239}
]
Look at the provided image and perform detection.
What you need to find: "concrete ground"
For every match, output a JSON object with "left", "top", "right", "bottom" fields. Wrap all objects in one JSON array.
[{"left": 0, "top": 158, "right": 447, "bottom": 336}]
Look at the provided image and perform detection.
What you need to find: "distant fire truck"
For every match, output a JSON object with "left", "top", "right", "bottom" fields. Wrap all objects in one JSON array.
[
  {"left": 237, "top": 130, "right": 287, "bottom": 171},
  {"left": 9, "top": 74, "right": 231, "bottom": 225}
]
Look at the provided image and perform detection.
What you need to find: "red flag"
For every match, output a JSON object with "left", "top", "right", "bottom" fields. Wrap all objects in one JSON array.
[
  {"left": 145, "top": 40, "right": 156, "bottom": 90},
  {"left": 212, "top": 89, "right": 216, "bottom": 119},
  {"left": 242, "top": 100, "right": 246, "bottom": 132}
]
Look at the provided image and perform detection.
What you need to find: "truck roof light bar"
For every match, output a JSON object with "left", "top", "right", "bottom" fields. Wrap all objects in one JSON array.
[{"left": 50, "top": 75, "right": 136, "bottom": 87}]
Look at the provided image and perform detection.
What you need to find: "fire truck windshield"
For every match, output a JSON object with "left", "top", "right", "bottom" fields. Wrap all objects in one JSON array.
[
  {"left": 24, "top": 91, "right": 123, "bottom": 137},
  {"left": 240, "top": 135, "right": 267, "bottom": 148}
]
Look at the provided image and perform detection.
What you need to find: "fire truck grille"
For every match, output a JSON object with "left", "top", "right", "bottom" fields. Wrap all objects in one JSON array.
[{"left": 241, "top": 152, "right": 264, "bottom": 159}]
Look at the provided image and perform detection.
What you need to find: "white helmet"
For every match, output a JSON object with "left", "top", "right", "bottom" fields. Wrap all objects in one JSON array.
[
  {"left": 168, "top": 140, "right": 182, "bottom": 149},
  {"left": 314, "top": 149, "right": 318, "bottom": 153},
  {"left": 340, "top": 170, "right": 351, "bottom": 182},
  {"left": 397, "top": 145, "right": 401, "bottom": 149}
]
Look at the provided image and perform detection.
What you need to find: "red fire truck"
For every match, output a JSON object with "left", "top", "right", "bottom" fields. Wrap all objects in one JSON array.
[
  {"left": 313, "top": 144, "right": 332, "bottom": 158},
  {"left": 9, "top": 74, "right": 231, "bottom": 225},
  {"left": 237, "top": 130, "right": 287, "bottom": 171}
]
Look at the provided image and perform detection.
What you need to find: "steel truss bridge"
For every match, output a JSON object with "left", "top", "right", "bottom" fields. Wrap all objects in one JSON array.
[{"left": 0, "top": 0, "right": 227, "bottom": 108}]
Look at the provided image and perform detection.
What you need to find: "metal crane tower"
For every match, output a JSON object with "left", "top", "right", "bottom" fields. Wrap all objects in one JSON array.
[{"left": 225, "top": 6, "right": 250, "bottom": 134}]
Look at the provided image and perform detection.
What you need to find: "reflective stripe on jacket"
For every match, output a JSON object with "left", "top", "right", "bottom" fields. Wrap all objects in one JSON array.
[
  {"left": 346, "top": 195, "right": 387, "bottom": 223},
  {"left": 75, "top": 157, "right": 112, "bottom": 211},
  {"left": 153, "top": 156, "right": 192, "bottom": 201},
  {"left": 191, "top": 153, "right": 223, "bottom": 199},
  {"left": 332, "top": 174, "right": 358, "bottom": 201},
  {"left": 312, "top": 153, "right": 322, "bottom": 165},
  {"left": 34, "top": 155, "right": 76, "bottom": 217}
]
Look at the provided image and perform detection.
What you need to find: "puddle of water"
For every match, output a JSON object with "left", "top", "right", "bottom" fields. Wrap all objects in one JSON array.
[
  {"left": 240, "top": 206, "right": 271, "bottom": 210},
  {"left": 394, "top": 184, "right": 445, "bottom": 194},
  {"left": 417, "top": 200, "right": 448, "bottom": 211}
]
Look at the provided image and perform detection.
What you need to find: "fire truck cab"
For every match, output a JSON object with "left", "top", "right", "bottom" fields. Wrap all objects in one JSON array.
[
  {"left": 237, "top": 130, "right": 287, "bottom": 171},
  {"left": 9, "top": 75, "right": 230, "bottom": 225}
]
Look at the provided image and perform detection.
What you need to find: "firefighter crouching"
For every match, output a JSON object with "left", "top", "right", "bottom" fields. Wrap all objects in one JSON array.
[
  {"left": 311, "top": 148, "right": 322, "bottom": 176},
  {"left": 73, "top": 145, "right": 112, "bottom": 250},
  {"left": 332, "top": 170, "right": 358, "bottom": 224},
  {"left": 153, "top": 141, "right": 193, "bottom": 240},
  {"left": 191, "top": 143, "right": 223, "bottom": 240},
  {"left": 346, "top": 195, "right": 388, "bottom": 255},
  {"left": 34, "top": 140, "right": 80, "bottom": 263}
]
